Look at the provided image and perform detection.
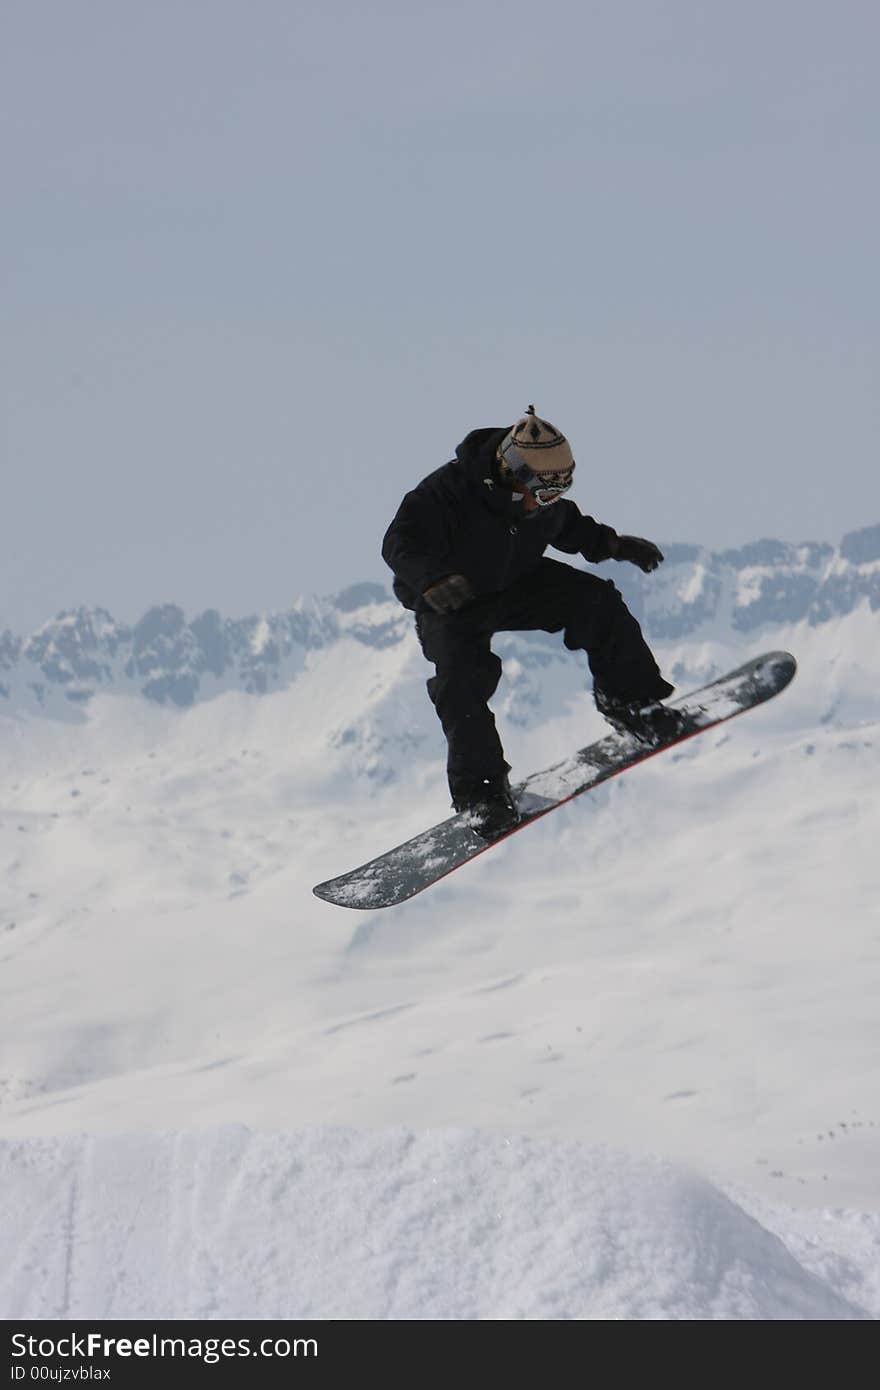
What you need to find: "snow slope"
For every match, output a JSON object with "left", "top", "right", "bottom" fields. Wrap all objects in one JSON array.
[
  {"left": 1, "top": 1128, "right": 875, "bottom": 1320},
  {"left": 1, "top": 537, "right": 879, "bottom": 1319}
]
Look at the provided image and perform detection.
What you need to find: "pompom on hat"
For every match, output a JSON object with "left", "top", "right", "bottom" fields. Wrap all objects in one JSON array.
[{"left": 498, "top": 405, "right": 574, "bottom": 477}]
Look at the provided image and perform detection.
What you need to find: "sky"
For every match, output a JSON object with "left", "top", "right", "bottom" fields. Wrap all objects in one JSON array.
[{"left": 2, "top": 0, "right": 879, "bottom": 631}]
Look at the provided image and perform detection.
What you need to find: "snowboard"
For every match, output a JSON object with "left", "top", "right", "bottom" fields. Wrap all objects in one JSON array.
[{"left": 313, "top": 650, "right": 796, "bottom": 911}]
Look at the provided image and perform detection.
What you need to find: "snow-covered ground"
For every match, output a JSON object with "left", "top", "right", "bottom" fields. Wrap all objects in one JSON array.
[
  {"left": 1, "top": 600, "right": 879, "bottom": 1319},
  {"left": 2, "top": 1128, "right": 875, "bottom": 1320}
]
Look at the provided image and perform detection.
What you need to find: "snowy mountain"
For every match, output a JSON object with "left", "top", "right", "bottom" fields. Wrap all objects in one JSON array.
[
  {"left": 2, "top": 522, "right": 879, "bottom": 716},
  {"left": 2, "top": 522, "right": 879, "bottom": 1319}
]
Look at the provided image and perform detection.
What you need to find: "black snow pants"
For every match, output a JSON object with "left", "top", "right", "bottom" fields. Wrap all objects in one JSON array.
[{"left": 415, "top": 558, "right": 672, "bottom": 796}]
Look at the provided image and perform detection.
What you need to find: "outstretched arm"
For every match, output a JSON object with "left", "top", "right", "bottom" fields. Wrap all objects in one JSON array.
[
  {"left": 550, "top": 501, "right": 618, "bottom": 561},
  {"left": 552, "top": 503, "right": 664, "bottom": 572}
]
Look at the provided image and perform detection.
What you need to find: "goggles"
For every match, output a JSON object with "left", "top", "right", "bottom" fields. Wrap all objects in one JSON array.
[{"left": 499, "top": 442, "right": 575, "bottom": 507}]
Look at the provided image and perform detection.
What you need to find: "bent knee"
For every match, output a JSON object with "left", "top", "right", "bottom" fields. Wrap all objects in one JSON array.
[
  {"left": 567, "top": 572, "right": 629, "bottom": 617},
  {"left": 428, "top": 650, "right": 502, "bottom": 699}
]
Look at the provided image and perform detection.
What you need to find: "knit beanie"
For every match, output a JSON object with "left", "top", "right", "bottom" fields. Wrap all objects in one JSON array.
[{"left": 498, "top": 405, "right": 574, "bottom": 476}]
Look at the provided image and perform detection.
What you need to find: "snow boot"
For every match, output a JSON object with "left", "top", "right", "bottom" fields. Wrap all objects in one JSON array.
[
  {"left": 451, "top": 771, "right": 521, "bottom": 839},
  {"left": 594, "top": 686, "right": 687, "bottom": 746}
]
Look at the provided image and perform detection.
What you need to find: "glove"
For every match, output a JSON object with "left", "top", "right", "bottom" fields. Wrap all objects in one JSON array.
[
  {"left": 422, "top": 574, "right": 475, "bottom": 613},
  {"left": 613, "top": 535, "right": 664, "bottom": 573}
]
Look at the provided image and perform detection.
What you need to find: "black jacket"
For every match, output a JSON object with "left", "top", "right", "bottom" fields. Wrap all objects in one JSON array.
[{"left": 382, "top": 426, "right": 618, "bottom": 610}]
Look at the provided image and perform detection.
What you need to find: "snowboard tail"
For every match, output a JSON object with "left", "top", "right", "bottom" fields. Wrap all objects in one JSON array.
[{"left": 313, "top": 650, "right": 796, "bottom": 911}]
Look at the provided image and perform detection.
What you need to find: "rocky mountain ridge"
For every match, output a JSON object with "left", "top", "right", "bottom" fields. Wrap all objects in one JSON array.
[{"left": 2, "top": 524, "right": 878, "bottom": 715}]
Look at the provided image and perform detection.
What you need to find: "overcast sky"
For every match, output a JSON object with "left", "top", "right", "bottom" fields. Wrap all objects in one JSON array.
[{"left": 2, "top": 0, "right": 878, "bottom": 630}]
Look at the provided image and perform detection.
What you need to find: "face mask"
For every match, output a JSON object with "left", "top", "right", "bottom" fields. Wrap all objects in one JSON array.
[
  {"left": 498, "top": 443, "right": 575, "bottom": 507},
  {"left": 526, "top": 467, "right": 574, "bottom": 506}
]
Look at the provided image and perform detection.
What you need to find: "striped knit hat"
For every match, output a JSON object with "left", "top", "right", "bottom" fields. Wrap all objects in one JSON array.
[{"left": 498, "top": 405, "right": 574, "bottom": 476}]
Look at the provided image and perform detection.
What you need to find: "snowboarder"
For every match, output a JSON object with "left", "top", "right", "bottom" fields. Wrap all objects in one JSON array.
[{"left": 382, "top": 406, "right": 683, "bottom": 836}]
